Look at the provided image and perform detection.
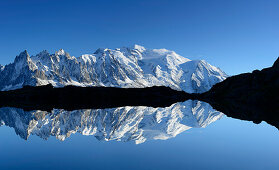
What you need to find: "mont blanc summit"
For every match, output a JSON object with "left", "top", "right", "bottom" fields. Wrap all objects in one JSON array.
[{"left": 0, "top": 45, "right": 227, "bottom": 92}]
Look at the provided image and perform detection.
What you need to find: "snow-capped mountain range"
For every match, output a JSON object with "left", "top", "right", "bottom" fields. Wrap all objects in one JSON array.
[
  {"left": 0, "top": 100, "right": 223, "bottom": 144},
  {"left": 0, "top": 45, "right": 227, "bottom": 93}
]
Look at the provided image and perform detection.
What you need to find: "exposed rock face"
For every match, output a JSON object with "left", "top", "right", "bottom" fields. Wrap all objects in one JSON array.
[
  {"left": 0, "top": 100, "right": 223, "bottom": 144},
  {"left": 0, "top": 45, "right": 227, "bottom": 93},
  {"left": 0, "top": 64, "right": 4, "bottom": 71}
]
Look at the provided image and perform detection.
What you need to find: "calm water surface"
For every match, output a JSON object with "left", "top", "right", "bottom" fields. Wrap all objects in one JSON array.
[{"left": 0, "top": 100, "right": 278, "bottom": 170}]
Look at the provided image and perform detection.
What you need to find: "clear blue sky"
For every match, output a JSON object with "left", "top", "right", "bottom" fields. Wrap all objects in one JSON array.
[{"left": 0, "top": 0, "right": 278, "bottom": 75}]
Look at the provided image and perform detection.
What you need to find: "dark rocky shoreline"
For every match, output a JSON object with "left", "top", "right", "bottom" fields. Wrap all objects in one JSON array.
[{"left": 0, "top": 85, "right": 196, "bottom": 111}]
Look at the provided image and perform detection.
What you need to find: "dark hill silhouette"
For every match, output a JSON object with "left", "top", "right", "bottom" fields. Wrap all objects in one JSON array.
[{"left": 200, "top": 57, "right": 279, "bottom": 129}]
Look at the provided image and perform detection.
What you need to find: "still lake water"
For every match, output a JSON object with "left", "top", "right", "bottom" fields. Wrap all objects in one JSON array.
[{"left": 0, "top": 100, "right": 278, "bottom": 170}]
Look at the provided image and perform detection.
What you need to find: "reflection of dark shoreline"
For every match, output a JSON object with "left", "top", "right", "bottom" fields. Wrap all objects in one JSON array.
[{"left": 203, "top": 98, "right": 279, "bottom": 130}]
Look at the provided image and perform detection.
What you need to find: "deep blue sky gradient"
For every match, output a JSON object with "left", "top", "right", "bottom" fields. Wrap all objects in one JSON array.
[{"left": 0, "top": 0, "right": 278, "bottom": 75}]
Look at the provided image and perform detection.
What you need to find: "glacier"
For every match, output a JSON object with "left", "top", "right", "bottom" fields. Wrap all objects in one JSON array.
[
  {"left": 0, "top": 100, "right": 223, "bottom": 144},
  {"left": 0, "top": 45, "right": 227, "bottom": 93}
]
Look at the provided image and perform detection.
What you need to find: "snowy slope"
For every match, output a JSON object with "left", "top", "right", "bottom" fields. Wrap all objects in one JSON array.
[
  {"left": 0, "top": 100, "right": 223, "bottom": 144},
  {"left": 0, "top": 45, "right": 227, "bottom": 93}
]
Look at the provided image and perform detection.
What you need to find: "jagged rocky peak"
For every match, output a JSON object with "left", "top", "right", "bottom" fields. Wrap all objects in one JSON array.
[
  {"left": 14, "top": 50, "right": 30, "bottom": 62},
  {"left": 56, "top": 49, "right": 66, "bottom": 56},
  {"left": 0, "top": 64, "right": 4, "bottom": 71},
  {"left": 94, "top": 48, "right": 106, "bottom": 54},
  {"left": 20, "top": 49, "right": 29, "bottom": 56},
  {"left": 133, "top": 44, "right": 146, "bottom": 52},
  {"left": 0, "top": 45, "right": 227, "bottom": 92},
  {"left": 33, "top": 50, "right": 51, "bottom": 61},
  {"left": 54, "top": 49, "right": 75, "bottom": 60},
  {"left": 37, "top": 50, "right": 49, "bottom": 56}
]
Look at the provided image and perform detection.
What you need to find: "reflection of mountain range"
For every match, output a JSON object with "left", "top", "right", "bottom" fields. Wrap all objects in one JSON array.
[{"left": 0, "top": 100, "right": 222, "bottom": 144}]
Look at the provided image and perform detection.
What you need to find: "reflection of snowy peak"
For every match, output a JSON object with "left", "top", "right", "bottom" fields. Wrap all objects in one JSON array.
[
  {"left": 0, "top": 100, "right": 223, "bottom": 144},
  {"left": 0, "top": 45, "right": 226, "bottom": 93}
]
